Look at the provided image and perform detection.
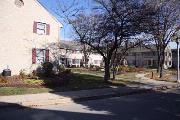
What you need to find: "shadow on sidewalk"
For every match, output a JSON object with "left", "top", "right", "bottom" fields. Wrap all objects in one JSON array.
[{"left": 0, "top": 91, "right": 180, "bottom": 120}]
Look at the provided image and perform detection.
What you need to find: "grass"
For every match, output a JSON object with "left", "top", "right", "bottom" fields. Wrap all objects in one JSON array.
[
  {"left": 0, "top": 73, "right": 128, "bottom": 96},
  {"left": 70, "top": 68, "right": 104, "bottom": 77},
  {"left": 0, "top": 69, "right": 142, "bottom": 96},
  {"left": 115, "top": 73, "right": 138, "bottom": 80},
  {"left": 145, "top": 70, "right": 177, "bottom": 82},
  {"left": 23, "top": 79, "right": 44, "bottom": 85},
  {"left": 0, "top": 87, "right": 52, "bottom": 96}
]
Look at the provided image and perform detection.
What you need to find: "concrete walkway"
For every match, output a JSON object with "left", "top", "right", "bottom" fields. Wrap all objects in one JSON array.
[
  {"left": 126, "top": 73, "right": 178, "bottom": 89},
  {"left": 0, "top": 87, "right": 147, "bottom": 107}
]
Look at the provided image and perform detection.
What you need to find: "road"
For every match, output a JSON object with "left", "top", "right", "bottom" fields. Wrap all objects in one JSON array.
[{"left": 0, "top": 89, "right": 180, "bottom": 120}]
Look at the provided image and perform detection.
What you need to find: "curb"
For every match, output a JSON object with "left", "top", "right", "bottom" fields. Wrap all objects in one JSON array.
[
  {"left": 0, "top": 84, "right": 178, "bottom": 108},
  {"left": 73, "top": 89, "right": 152, "bottom": 102},
  {"left": 0, "top": 103, "right": 25, "bottom": 109}
]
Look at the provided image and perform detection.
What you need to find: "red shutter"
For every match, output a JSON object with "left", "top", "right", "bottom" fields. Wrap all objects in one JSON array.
[
  {"left": 32, "top": 48, "right": 36, "bottom": 64},
  {"left": 45, "top": 49, "right": 49, "bottom": 62},
  {"left": 46, "top": 24, "right": 50, "bottom": 35},
  {"left": 33, "top": 21, "right": 37, "bottom": 33}
]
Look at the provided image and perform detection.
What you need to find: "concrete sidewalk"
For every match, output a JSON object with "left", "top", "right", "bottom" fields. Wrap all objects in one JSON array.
[
  {"left": 0, "top": 80, "right": 179, "bottom": 108},
  {"left": 0, "top": 87, "right": 146, "bottom": 107},
  {"left": 123, "top": 73, "right": 178, "bottom": 89}
]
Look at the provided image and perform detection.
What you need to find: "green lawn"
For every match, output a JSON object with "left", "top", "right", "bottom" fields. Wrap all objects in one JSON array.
[
  {"left": 0, "top": 71, "right": 141, "bottom": 96},
  {"left": 0, "top": 87, "right": 52, "bottom": 96}
]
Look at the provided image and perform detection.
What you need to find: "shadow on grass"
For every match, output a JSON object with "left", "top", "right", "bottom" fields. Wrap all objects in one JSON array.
[
  {"left": 0, "top": 72, "right": 145, "bottom": 95},
  {"left": 41, "top": 73, "right": 129, "bottom": 93}
]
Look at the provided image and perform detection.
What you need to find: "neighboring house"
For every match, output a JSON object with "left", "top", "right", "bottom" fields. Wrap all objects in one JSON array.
[
  {"left": 59, "top": 40, "right": 103, "bottom": 67},
  {"left": 0, "top": 0, "right": 62, "bottom": 75},
  {"left": 171, "top": 49, "right": 179, "bottom": 68},
  {"left": 125, "top": 45, "right": 172, "bottom": 69}
]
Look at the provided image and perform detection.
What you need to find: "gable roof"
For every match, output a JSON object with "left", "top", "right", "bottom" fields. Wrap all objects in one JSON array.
[
  {"left": 60, "top": 40, "right": 83, "bottom": 50},
  {"left": 35, "top": 0, "right": 63, "bottom": 28}
]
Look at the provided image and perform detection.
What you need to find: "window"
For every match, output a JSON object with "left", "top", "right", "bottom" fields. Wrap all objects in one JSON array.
[
  {"left": 33, "top": 21, "right": 50, "bottom": 35},
  {"left": 32, "top": 48, "right": 49, "bottom": 64},
  {"left": 36, "top": 49, "right": 45, "bottom": 64},
  {"left": 169, "top": 61, "right": 172, "bottom": 66},
  {"left": 165, "top": 52, "right": 167, "bottom": 56},
  {"left": 37, "top": 22, "right": 46, "bottom": 35},
  {"left": 72, "top": 59, "right": 80, "bottom": 64},
  {"left": 165, "top": 61, "right": 168, "bottom": 66},
  {"left": 147, "top": 60, "right": 153, "bottom": 66},
  {"left": 169, "top": 53, "right": 172, "bottom": 57}
]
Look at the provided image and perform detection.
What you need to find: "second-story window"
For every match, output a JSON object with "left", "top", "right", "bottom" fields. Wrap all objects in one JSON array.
[
  {"left": 33, "top": 21, "right": 50, "bottom": 35},
  {"left": 37, "top": 22, "right": 46, "bottom": 35}
]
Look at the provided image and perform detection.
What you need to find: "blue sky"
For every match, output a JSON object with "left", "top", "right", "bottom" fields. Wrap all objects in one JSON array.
[
  {"left": 39, "top": 0, "right": 177, "bottom": 49},
  {"left": 39, "top": 0, "right": 92, "bottom": 41}
]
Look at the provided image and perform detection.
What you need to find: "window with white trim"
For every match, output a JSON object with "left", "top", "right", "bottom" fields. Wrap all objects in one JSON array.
[
  {"left": 37, "top": 22, "right": 46, "bottom": 35},
  {"left": 33, "top": 21, "right": 50, "bottom": 35}
]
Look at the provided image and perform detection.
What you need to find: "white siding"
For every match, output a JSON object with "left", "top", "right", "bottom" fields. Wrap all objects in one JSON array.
[{"left": 0, "top": 0, "right": 61, "bottom": 75}]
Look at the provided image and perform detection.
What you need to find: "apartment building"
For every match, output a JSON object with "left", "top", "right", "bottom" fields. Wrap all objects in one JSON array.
[
  {"left": 126, "top": 45, "right": 172, "bottom": 69},
  {"left": 59, "top": 41, "right": 103, "bottom": 67}
]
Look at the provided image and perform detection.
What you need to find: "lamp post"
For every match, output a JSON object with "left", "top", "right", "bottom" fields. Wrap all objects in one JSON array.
[
  {"left": 172, "top": 26, "right": 180, "bottom": 83},
  {"left": 176, "top": 41, "right": 179, "bottom": 83}
]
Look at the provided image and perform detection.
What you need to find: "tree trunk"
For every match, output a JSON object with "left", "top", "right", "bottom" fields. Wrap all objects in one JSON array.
[
  {"left": 104, "top": 59, "right": 110, "bottom": 82},
  {"left": 157, "top": 52, "right": 160, "bottom": 73},
  {"left": 112, "top": 63, "right": 116, "bottom": 80},
  {"left": 159, "top": 52, "right": 165, "bottom": 78}
]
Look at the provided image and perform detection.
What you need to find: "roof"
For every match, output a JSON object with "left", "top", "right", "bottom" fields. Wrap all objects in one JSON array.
[
  {"left": 60, "top": 40, "right": 83, "bottom": 50},
  {"left": 36, "top": 0, "right": 63, "bottom": 28},
  {"left": 129, "top": 44, "right": 171, "bottom": 53}
]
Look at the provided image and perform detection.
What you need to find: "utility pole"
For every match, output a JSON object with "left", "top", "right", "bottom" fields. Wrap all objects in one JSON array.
[
  {"left": 177, "top": 41, "right": 179, "bottom": 83},
  {"left": 172, "top": 26, "right": 180, "bottom": 83}
]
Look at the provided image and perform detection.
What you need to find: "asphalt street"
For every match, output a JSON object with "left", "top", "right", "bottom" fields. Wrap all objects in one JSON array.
[{"left": 0, "top": 89, "right": 180, "bottom": 120}]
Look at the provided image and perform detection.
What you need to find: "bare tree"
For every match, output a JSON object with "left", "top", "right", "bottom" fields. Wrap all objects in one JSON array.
[
  {"left": 69, "top": 0, "right": 153, "bottom": 82},
  {"left": 146, "top": 0, "right": 180, "bottom": 78},
  {"left": 56, "top": 0, "right": 157, "bottom": 82}
]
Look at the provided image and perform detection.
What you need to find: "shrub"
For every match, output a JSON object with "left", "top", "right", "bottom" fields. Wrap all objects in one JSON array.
[
  {"left": 117, "top": 65, "right": 138, "bottom": 73},
  {"left": 58, "top": 64, "right": 66, "bottom": 72},
  {"left": 90, "top": 64, "right": 94, "bottom": 68},
  {"left": 42, "top": 62, "right": 54, "bottom": 77},
  {"left": 0, "top": 75, "right": 7, "bottom": 83},
  {"left": 128, "top": 66, "right": 136, "bottom": 72},
  {"left": 19, "top": 69, "right": 27, "bottom": 79},
  {"left": 95, "top": 66, "right": 101, "bottom": 71},
  {"left": 71, "top": 65, "right": 77, "bottom": 68},
  {"left": 63, "top": 69, "right": 71, "bottom": 74}
]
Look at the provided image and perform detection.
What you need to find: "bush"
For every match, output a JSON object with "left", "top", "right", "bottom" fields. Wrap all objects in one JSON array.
[
  {"left": 58, "top": 64, "right": 66, "bottom": 72},
  {"left": 19, "top": 69, "right": 27, "bottom": 79},
  {"left": 117, "top": 65, "right": 137, "bottom": 73},
  {"left": 61, "top": 69, "right": 71, "bottom": 75},
  {"left": 71, "top": 65, "right": 77, "bottom": 68},
  {"left": 42, "top": 62, "right": 54, "bottom": 77},
  {"left": 0, "top": 75, "right": 7, "bottom": 83},
  {"left": 95, "top": 66, "right": 101, "bottom": 71},
  {"left": 128, "top": 66, "right": 137, "bottom": 72}
]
